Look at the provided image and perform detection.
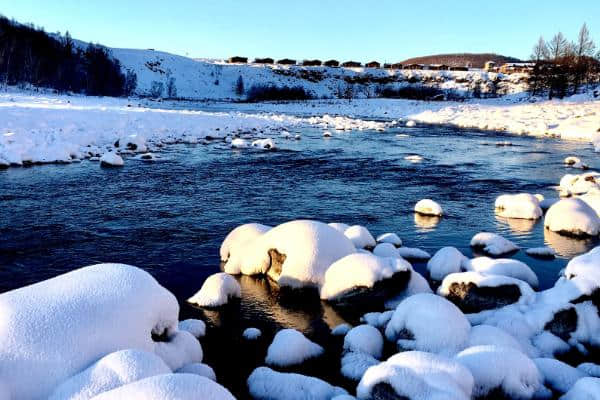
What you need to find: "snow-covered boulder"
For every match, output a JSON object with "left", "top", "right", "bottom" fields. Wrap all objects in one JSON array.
[
  {"left": 320, "top": 253, "right": 411, "bottom": 303},
  {"left": 455, "top": 345, "right": 543, "bottom": 399},
  {"left": 187, "top": 273, "right": 241, "bottom": 307},
  {"left": 396, "top": 246, "right": 431, "bottom": 260},
  {"left": 115, "top": 134, "right": 147, "bottom": 153},
  {"left": 331, "top": 323, "right": 352, "bottom": 336},
  {"left": 470, "top": 232, "right": 519, "bottom": 256},
  {"left": 91, "top": 373, "right": 235, "bottom": 400},
  {"left": 341, "top": 352, "right": 379, "bottom": 381},
  {"left": 328, "top": 222, "right": 350, "bottom": 233},
  {"left": 561, "top": 377, "right": 600, "bottom": 400},
  {"left": 376, "top": 232, "right": 402, "bottom": 247},
  {"left": 344, "top": 225, "right": 376, "bottom": 249},
  {"left": 540, "top": 197, "right": 559, "bottom": 211},
  {"left": 526, "top": 246, "right": 556, "bottom": 259},
  {"left": 414, "top": 199, "right": 443, "bottom": 216},
  {"left": 176, "top": 363, "right": 217, "bottom": 381},
  {"left": 465, "top": 256, "right": 539, "bottom": 287},
  {"left": 406, "top": 120, "right": 417, "bottom": 127},
  {"left": 99, "top": 151, "right": 124, "bottom": 167},
  {"left": 427, "top": 246, "right": 468, "bottom": 281},
  {"left": 252, "top": 138, "right": 276, "bottom": 150},
  {"left": 228, "top": 220, "right": 356, "bottom": 288},
  {"left": 534, "top": 358, "right": 587, "bottom": 395},
  {"left": 580, "top": 191, "right": 600, "bottom": 217},
  {"left": 178, "top": 319, "right": 206, "bottom": 338},
  {"left": 372, "top": 242, "right": 400, "bottom": 258},
  {"left": 243, "top": 327, "right": 262, "bottom": 340},
  {"left": 560, "top": 173, "right": 600, "bottom": 195},
  {"left": 439, "top": 271, "right": 535, "bottom": 313},
  {"left": 495, "top": 193, "right": 543, "bottom": 220},
  {"left": 384, "top": 270, "right": 433, "bottom": 309},
  {"left": 220, "top": 223, "right": 271, "bottom": 262},
  {"left": 48, "top": 349, "right": 171, "bottom": 400},
  {"left": 231, "top": 138, "right": 249, "bottom": 148},
  {"left": 466, "top": 325, "right": 524, "bottom": 353},
  {"left": 357, "top": 351, "right": 474, "bottom": 400},
  {"left": 248, "top": 367, "right": 348, "bottom": 400},
  {"left": 0, "top": 263, "right": 194, "bottom": 399},
  {"left": 564, "top": 247, "right": 600, "bottom": 284},
  {"left": 265, "top": 329, "right": 324, "bottom": 367},
  {"left": 343, "top": 325, "right": 384, "bottom": 359},
  {"left": 545, "top": 198, "right": 600, "bottom": 237},
  {"left": 385, "top": 293, "right": 470, "bottom": 355}
]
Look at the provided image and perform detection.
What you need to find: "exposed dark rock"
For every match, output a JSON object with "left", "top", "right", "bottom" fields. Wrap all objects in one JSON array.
[
  {"left": 544, "top": 307, "right": 578, "bottom": 341},
  {"left": 266, "top": 248, "right": 286, "bottom": 282},
  {"left": 443, "top": 281, "right": 522, "bottom": 313},
  {"left": 370, "top": 383, "right": 410, "bottom": 400}
]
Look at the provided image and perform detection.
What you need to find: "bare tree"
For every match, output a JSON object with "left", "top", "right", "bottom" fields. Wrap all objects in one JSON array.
[
  {"left": 547, "top": 32, "right": 569, "bottom": 61},
  {"left": 531, "top": 36, "right": 549, "bottom": 62},
  {"left": 572, "top": 23, "right": 597, "bottom": 92},
  {"left": 529, "top": 36, "right": 549, "bottom": 96}
]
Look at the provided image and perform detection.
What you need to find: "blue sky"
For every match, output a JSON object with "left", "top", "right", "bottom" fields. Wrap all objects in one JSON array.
[{"left": 2, "top": 0, "right": 599, "bottom": 62}]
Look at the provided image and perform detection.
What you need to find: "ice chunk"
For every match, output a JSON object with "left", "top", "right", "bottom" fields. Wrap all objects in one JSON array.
[
  {"left": 545, "top": 198, "right": 600, "bottom": 237},
  {"left": 343, "top": 325, "right": 384, "bottom": 359},
  {"left": 470, "top": 232, "right": 519, "bottom": 256},
  {"left": 248, "top": 367, "right": 348, "bottom": 400},
  {"left": 414, "top": 199, "right": 443, "bottom": 216},
  {"left": 427, "top": 246, "right": 468, "bottom": 281},
  {"left": 187, "top": 273, "right": 241, "bottom": 307},
  {"left": 265, "top": 329, "right": 324, "bottom": 367}
]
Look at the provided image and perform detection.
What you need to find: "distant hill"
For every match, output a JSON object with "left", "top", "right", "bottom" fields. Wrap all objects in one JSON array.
[{"left": 399, "top": 53, "right": 523, "bottom": 69}]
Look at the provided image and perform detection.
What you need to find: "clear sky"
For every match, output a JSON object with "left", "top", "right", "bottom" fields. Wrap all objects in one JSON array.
[{"left": 2, "top": 0, "right": 599, "bottom": 62}]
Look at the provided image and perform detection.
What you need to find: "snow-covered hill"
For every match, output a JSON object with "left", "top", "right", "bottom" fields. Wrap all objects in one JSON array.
[{"left": 109, "top": 47, "right": 529, "bottom": 101}]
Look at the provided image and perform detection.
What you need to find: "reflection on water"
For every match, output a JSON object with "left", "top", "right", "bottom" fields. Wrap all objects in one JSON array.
[
  {"left": 414, "top": 214, "right": 441, "bottom": 231},
  {"left": 494, "top": 215, "right": 538, "bottom": 235},
  {"left": 544, "top": 229, "right": 597, "bottom": 258}
]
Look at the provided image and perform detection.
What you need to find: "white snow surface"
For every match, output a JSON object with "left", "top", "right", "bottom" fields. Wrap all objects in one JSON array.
[
  {"left": 340, "top": 352, "right": 379, "bottom": 381},
  {"left": 534, "top": 358, "right": 587, "bottom": 394},
  {"left": 526, "top": 247, "right": 557, "bottom": 258},
  {"left": 220, "top": 222, "right": 271, "bottom": 263},
  {"left": 396, "top": 247, "right": 431, "bottom": 260},
  {"left": 331, "top": 323, "right": 352, "bottom": 336},
  {"left": 175, "top": 363, "right": 217, "bottom": 381},
  {"left": 343, "top": 325, "right": 384, "bottom": 359},
  {"left": 178, "top": 319, "right": 206, "bottom": 338},
  {"left": 248, "top": 367, "right": 348, "bottom": 400},
  {"left": 564, "top": 246, "right": 600, "bottom": 284},
  {"left": 426, "top": 246, "right": 468, "bottom": 281},
  {"left": 545, "top": 198, "right": 600, "bottom": 237},
  {"left": 99, "top": 152, "right": 124, "bottom": 167},
  {"left": 265, "top": 329, "right": 324, "bottom": 367},
  {"left": 560, "top": 377, "right": 600, "bottom": 400},
  {"left": 470, "top": 231, "right": 520, "bottom": 256},
  {"left": 414, "top": 199, "right": 443, "bottom": 216},
  {"left": 243, "top": 327, "right": 262, "bottom": 340},
  {"left": 465, "top": 256, "right": 539, "bottom": 287},
  {"left": 372, "top": 242, "right": 400, "bottom": 258},
  {"left": 495, "top": 193, "right": 543, "bottom": 220},
  {"left": 343, "top": 225, "right": 376, "bottom": 249},
  {"left": 466, "top": 324, "right": 524, "bottom": 353},
  {"left": 320, "top": 253, "right": 411, "bottom": 300},
  {"left": 187, "top": 272, "right": 241, "bottom": 307},
  {"left": 375, "top": 232, "right": 402, "bottom": 247}
]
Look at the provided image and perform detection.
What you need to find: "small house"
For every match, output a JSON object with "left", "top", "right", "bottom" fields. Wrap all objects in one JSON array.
[
  {"left": 277, "top": 58, "right": 296, "bottom": 65},
  {"left": 499, "top": 63, "right": 535, "bottom": 74},
  {"left": 228, "top": 56, "right": 248, "bottom": 63},
  {"left": 366, "top": 61, "right": 381, "bottom": 68},
  {"left": 449, "top": 66, "right": 469, "bottom": 71},
  {"left": 383, "top": 63, "right": 392, "bottom": 69},
  {"left": 391, "top": 63, "right": 403, "bottom": 70},
  {"left": 428, "top": 64, "right": 449, "bottom": 71},
  {"left": 405, "top": 64, "right": 424, "bottom": 70},
  {"left": 302, "top": 59, "right": 323, "bottom": 67},
  {"left": 324, "top": 60, "right": 340, "bottom": 67},
  {"left": 254, "top": 57, "right": 274, "bottom": 64},
  {"left": 342, "top": 61, "right": 362, "bottom": 68}
]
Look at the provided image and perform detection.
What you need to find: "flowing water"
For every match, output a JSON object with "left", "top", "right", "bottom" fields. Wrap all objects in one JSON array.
[{"left": 0, "top": 120, "right": 598, "bottom": 397}]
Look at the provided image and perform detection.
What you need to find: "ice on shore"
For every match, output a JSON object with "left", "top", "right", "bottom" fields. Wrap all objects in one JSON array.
[
  {"left": 265, "top": 329, "right": 324, "bottom": 367},
  {"left": 187, "top": 272, "right": 241, "bottom": 307}
]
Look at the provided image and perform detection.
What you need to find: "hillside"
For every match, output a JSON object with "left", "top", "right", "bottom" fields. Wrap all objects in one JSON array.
[{"left": 400, "top": 53, "right": 523, "bottom": 68}]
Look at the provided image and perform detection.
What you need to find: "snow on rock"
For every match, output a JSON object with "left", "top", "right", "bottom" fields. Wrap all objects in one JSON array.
[
  {"left": 563, "top": 247, "right": 600, "bottom": 283},
  {"left": 229, "top": 220, "right": 356, "bottom": 288},
  {"left": 580, "top": 191, "right": 600, "bottom": 217},
  {"left": 372, "top": 242, "right": 400, "bottom": 258},
  {"left": 414, "top": 199, "right": 443, "bottom": 216},
  {"left": 406, "top": 120, "right": 417, "bottom": 127},
  {"left": 248, "top": 367, "right": 348, "bottom": 400},
  {"left": 187, "top": 272, "right": 241, "bottom": 307},
  {"left": 385, "top": 270, "right": 433, "bottom": 309},
  {"left": 375, "top": 232, "right": 402, "bottom": 247},
  {"left": 328, "top": 222, "right": 350, "bottom": 233},
  {"left": 545, "top": 198, "right": 600, "bottom": 237},
  {"left": 495, "top": 193, "right": 543, "bottom": 220},
  {"left": 178, "top": 319, "right": 206, "bottom": 338},
  {"left": 252, "top": 138, "right": 276, "bottom": 150},
  {"left": 560, "top": 377, "right": 600, "bottom": 400},
  {"left": 564, "top": 156, "right": 582, "bottom": 166},
  {"left": 153, "top": 330, "right": 203, "bottom": 371},
  {"left": 526, "top": 246, "right": 557, "bottom": 259},
  {"left": 320, "top": 253, "right": 411, "bottom": 302},
  {"left": 396, "top": 247, "right": 431, "bottom": 260},
  {"left": 343, "top": 325, "right": 384, "bottom": 359},
  {"left": 540, "top": 197, "right": 559, "bottom": 211},
  {"left": 340, "top": 352, "right": 379, "bottom": 381},
  {"left": 99, "top": 152, "right": 124, "bottom": 167},
  {"left": 220, "top": 223, "right": 272, "bottom": 274},
  {"left": 466, "top": 324, "right": 524, "bottom": 353},
  {"left": 465, "top": 256, "right": 539, "bottom": 287},
  {"left": 426, "top": 246, "right": 468, "bottom": 281},
  {"left": 265, "top": 329, "right": 324, "bottom": 367},
  {"left": 534, "top": 358, "right": 587, "bottom": 395},
  {"left": 578, "top": 363, "right": 600, "bottom": 377},
  {"left": 243, "top": 327, "right": 262, "bottom": 340},
  {"left": 357, "top": 351, "right": 474, "bottom": 400},
  {"left": 455, "top": 345, "right": 543, "bottom": 399},
  {"left": 231, "top": 138, "right": 249, "bottom": 148},
  {"left": 470, "top": 231, "right": 519, "bottom": 256},
  {"left": 0, "top": 263, "right": 190, "bottom": 399},
  {"left": 439, "top": 271, "right": 535, "bottom": 313},
  {"left": 559, "top": 173, "right": 600, "bottom": 196},
  {"left": 115, "top": 134, "right": 147, "bottom": 153},
  {"left": 176, "top": 363, "right": 217, "bottom": 382},
  {"left": 91, "top": 373, "right": 235, "bottom": 400},
  {"left": 344, "top": 225, "right": 376, "bottom": 249},
  {"left": 48, "top": 349, "right": 171, "bottom": 400},
  {"left": 332, "top": 323, "right": 352, "bottom": 336},
  {"left": 385, "top": 293, "right": 470, "bottom": 355}
]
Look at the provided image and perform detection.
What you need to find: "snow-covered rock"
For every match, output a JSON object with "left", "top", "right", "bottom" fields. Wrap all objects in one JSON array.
[
  {"left": 187, "top": 273, "right": 241, "bottom": 307},
  {"left": 561, "top": 377, "right": 600, "bottom": 400},
  {"left": 176, "top": 363, "right": 217, "bottom": 381},
  {"left": 252, "top": 138, "right": 276, "bottom": 150},
  {"left": 344, "top": 225, "right": 376, "bottom": 249},
  {"left": 231, "top": 138, "right": 249, "bottom": 148},
  {"left": 470, "top": 231, "right": 519, "bottom": 256},
  {"left": 340, "top": 352, "right": 379, "bottom": 381},
  {"left": 563, "top": 247, "right": 600, "bottom": 283},
  {"left": 545, "top": 198, "right": 600, "bottom": 237},
  {"left": 372, "top": 242, "right": 400, "bottom": 258},
  {"left": 243, "top": 327, "right": 262, "bottom": 340},
  {"left": 426, "top": 246, "right": 468, "bottom": 281},
  {"left": 384, "top": 270, "right": 433, "bottom": 309},
  {"left": 414, "top": 199, "right": 443, "bottom": 216},
  {"left": 559, "top": 173, "right": 600, "bottom": 196},
  {"left": 465, "top": 256, "right": 539, "bottom": 287},
  {"left": 406, "top": 120, "right": 417, "bottom": 127},
  {"left": 495, "top": 193, "right": 543, "bottom": 220},
  {"left": 535, "top": 358, "right": 587, "bottom": 395},
  {"left": 331, "top": 323, "right": 352, "bottom": 336},
  {"left": 385, "top": 293, "right": 470, "bottom": 355},
  {"left": 466, "top": 325, "right": 524, "bottom": 353},
  {"left": 178, "top": 319, "right": 206, "bottom": 338},
  {"left": 265, "top": 329, "right": 324, "bottom": 367},
  {"left": 320, "top": 253, "right": 411, "bottom": 302},
  {"left": 248, "top": 367, "right": 348, "bottom": 400},
  {"left": 526, "top": 246, "right": 557, "bottom": 259},
  {"left": 375, "top": 232, "right": 402, "bottom": 247},
  {"left": 343, "top": 325, "right": 384, "bottom": 359},
  {"left": 396, "top": 246, "right": 431, "bottom": 260},
  {"left": 99, "top": 152, "right": 124, "bottom": 167},
  {"left": 220, "top": 223, "right": 271, "bottom": 262},
  {"left": 328, "top": 222, "right": 350, "bottom": 233}
]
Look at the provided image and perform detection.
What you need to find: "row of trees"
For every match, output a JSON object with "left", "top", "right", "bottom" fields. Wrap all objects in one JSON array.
[
  {"left": 529, "top": 23, "right": 600, "bottom": 98},
  {"left": 0, "top": 16, "right": 136, "bottom": 96}
]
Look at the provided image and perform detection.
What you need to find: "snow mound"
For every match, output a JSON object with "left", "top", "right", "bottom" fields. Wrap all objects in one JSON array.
[
  {"left": 0, "top": 263, "right": 189, "bottom": 399},
  {"left": 376, "top": 232, "right": 402, "bottom": 247},
  {"left": 178, "top": 319, "right": 206, "bottom": 338},
  {"left": 243, "top": 327, "right": 262, "bottom": 340},
  {"left": 564, "top": 246, "right": 600, "bottom": 284},
  {"left": 545, "top": 198, "right": 600, "bottom": 237},
  {"left": 406, "top": 120, "right": 417, "bottom": 127},
  {"left": 344, "top": 225, "right": 376, "bottom": 249},
  {"left": 466, "top": 324, "right": 524, "bottom": 352},
  {"left": 176, "top": 363, "right": 216, "bottom": 381},
  {"left": 455, "top": 345, "right": 542, "bottom": 399},
  {"left": 248, "top": 367, "right": 348, "bottom": 400},
  {"left": 385, "top": 270, "right": 433, "bottom": 309},
  {"left": 340, "top": 352, "right": 379, "bottom": 381},
  {"left": 320, "top": 253, "right": 411, "bottom": 301},
  {"left": 187, "top": 273, "right": 241, "bottom": 307},
  {"left": 561, "top": 377, "right": 600, "bottom": 400},
  {"left": 231, "top": 138, "right": 249, "bottom": 148},
  {"left": 534, "top": 358, "right": 587, "bottom": 395},
  {"left": 220, "top": 222, "right": 271, "bottom": 262},
  {"left": 526, "top": 247, "right": 556, "bottom": 258},
  {"left": 332, "top": 323, "right": 352, "bottom": 336},
  {"left": 99, "top": 152, "right": 124, "bottom": 167},
  {"left": 48, "top": 349, "right": 171, "bottom": 400},
  {"left": 372, "top": 242, "right": 400, "bottom": 258},
  {"left": 578, "top": 363, "right": 600, "bottom": 377},
  {"left": 470, "top": 231, "right": 519, "bottom": 256},
  {"left": 465, "top": 256, "right": 539, "bottom": 287},
  {"left": 343, "top": 325, "right": 384, "bottom": 359},
  {"left": 495, "top": 193, "right": 543, "bottom": 220},
  {"left": 396, "top": 247, "right": 431, "bottom": 260},
  {"left": 559, "top": 173, "right": 600, "bottom": 196},
  {"left": 252, "top": 138, "right": 276, "bottom": 150},
  {"left": 328, "top": 222, "right": 350, "bottom": 233},
  {"left": 357, "top": 351, "right": 474, "bottom": 400},
  {"left": 414, "top": 199, "right": 443, "bottom": 216},
  {"left": 230, "top": 220, "right": 356, "bottom": 288},
  {"left": 91, "top": 373, "right": 235, "bottom": 400},
  {"left": 265, "top": 329, "right": 324, "bottom": 367},
  {"left": 427, "top": 246, "right": 468, "bottom": 281},
  {"left": 385, "top": 293, "right": 470, "bottom": 355}
]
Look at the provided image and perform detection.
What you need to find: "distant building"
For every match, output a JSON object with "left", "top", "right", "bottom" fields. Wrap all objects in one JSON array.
[
  {"left": 254, "top": 57, "right": 274, "bottom": 64},
  {"left": 429, "top": 64, "right": 449, "bottom": 71},
  {"left": 302, "top": 59, "right": 322, "bottom": 66},
  {"left": 228, "top": 56, "right": 248, "bottom": 63},
  {"left": 499, "top": 63, "right": 535, "bottom": 74},
  {"left": 383, "top": 63, "right": 392, "bottom": 69},
  {"left": 484, "top": 61, "right": 497, "bottom": 71},
  {"left": 277, "top": 58, "right": 296, "bottom": 65},
  {"left": 366, "top": 61, "right": 381, "bottom": 68},
  {"left": 391, "top": 63, "right": 403, "bottom": 70},
  {"left": 449, "top": 66, "right": 469, "bottom": 71},
  {"left": 342, "top": 61, "right": 362, "bottom": 68},
  {"left": 324, "top": 60, "right": 340, "bottom": 67},
  {"left": 405, "top": 64, "right": 424, "bottom": 70}
]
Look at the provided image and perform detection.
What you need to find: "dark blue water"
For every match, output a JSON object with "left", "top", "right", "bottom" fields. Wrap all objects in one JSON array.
[{"left": 0, "top": 122, "right": 597, "bottom": 397}]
